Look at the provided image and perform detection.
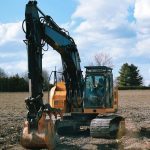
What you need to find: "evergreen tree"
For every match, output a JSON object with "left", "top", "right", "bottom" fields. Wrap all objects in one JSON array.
[
  {"left": 0, "top": 73, "right": 28, "bottom": 92},
  {"left": 118, "top": 63, "right": 143, "bottom": 86}
]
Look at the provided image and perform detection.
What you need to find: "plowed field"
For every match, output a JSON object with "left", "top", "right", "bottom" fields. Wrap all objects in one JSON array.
[{"left": 0, "top": 90, "right": 150, "bottom": 150}]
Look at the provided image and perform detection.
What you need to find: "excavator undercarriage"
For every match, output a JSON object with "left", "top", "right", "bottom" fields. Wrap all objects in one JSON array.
[{"left": 55, "top": 114, "right": 125, "bottom": 139}]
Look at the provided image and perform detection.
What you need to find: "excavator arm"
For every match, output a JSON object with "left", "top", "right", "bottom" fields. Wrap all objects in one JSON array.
[
  {"left": 42, "top": 18, "right": 83, "bottom": 108},
  {"left": 25, "top": 1, "right": 83, "bottom": 114}
]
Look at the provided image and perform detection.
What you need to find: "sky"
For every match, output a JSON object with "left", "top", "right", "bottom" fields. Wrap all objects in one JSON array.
[{"left": 0, "top": 0, "right": 150, "bottom": 85}]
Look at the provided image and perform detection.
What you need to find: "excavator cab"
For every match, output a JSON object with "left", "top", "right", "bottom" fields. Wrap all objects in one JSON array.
[
  {"left": 83, "top": 66, "right": 118, "bottom": 114},
  {"left": 84, "top": 66, "right": 113, "bottom": 109}
]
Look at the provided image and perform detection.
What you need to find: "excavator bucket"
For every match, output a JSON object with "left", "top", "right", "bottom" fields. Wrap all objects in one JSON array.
[{"left": 21, "top": 113, "right": 56, "bottom": 149}]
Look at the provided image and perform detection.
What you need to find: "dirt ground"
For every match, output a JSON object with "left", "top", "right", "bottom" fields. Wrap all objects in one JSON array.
[{"left": 0, "top": 90, "right": 150, "bottom": 150}]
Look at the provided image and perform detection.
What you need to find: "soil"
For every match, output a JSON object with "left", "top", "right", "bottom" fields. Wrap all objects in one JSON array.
[{"left": 0, "top": 90, "right": 150, "bottom": 150}]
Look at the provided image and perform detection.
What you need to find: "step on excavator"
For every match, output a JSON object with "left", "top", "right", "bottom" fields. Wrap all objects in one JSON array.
[{"left": 21, "top": 1, "right": 125, "bottom": 149}]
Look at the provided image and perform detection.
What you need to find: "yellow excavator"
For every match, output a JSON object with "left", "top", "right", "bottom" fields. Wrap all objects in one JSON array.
[
  {"left": 50, "top": 67, "right": 125, "bottom": 138},
  {"left": 21, "top": 1, "right": 125, "bottom": 149}
]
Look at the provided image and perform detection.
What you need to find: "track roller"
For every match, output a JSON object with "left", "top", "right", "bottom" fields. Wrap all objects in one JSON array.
[{"left": 56, "top": 119, "right": 80, "bottom": 135}]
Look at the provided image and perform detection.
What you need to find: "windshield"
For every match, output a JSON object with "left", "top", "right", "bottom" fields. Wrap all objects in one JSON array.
[{"left": 84, "top": 75, "right": 106, "bottom": 108}]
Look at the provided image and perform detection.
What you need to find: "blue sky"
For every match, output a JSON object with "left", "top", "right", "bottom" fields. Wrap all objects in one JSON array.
[
  {"left": 0, "top": 0, "right": 76, "bottom": 23},
  {"left": 0, "top": 0, "right": 150, "bottom": 85}
]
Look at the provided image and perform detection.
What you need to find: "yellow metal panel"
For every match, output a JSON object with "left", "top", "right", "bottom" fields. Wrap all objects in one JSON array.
[{"left": 49, "top": 81, "right": 67, "bottom": 112}]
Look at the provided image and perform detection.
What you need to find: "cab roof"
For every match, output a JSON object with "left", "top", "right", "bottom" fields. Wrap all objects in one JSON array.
[
  {"left": 85, "top": 66, "right": 112, "bottom": 74},
  {"left": 85, "top": 66, "right": 112, "bottom": 70}
]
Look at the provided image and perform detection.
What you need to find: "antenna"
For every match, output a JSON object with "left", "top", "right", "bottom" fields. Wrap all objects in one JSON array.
[{"left": 54, "top": 66, "right": 57, "bottom": 85}]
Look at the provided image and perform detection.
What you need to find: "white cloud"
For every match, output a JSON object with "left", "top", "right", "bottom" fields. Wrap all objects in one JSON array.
[
  {"left": 0, "top": 21, "right": 26, "bottom": 74},
  {"left": 134, "top": 0, "right": 150, "bottom": 32},
  {"left": 61, "top": 20, "right": 76, "bottom": 31},
  {"left": 134, "top": 0, "right": 150, "bottom": 20},
  {"left": 0, "top": 21, "right": 61, "bottom": 75},
  {"left": 132, "top": 0, "right": 150, "bottom": 58},
  {"left": 138, "top": 64, "right": 150, "bottom": 86},
  {"left": 72, "top": 0, "right": 134, "bottom": 29},
  {"left": 0, "top": 60, "right": 27, "bottom": 75},
  {"left": 0, "top": 22, "right": 23, "bottom": 45},
  {"left": 71, "top": 0, "right": 136, "bottom": 61},
  {"left": 0, "top": 52, "right": 17, "bottom": 58},
  {"left": 134, "top": 38, "right": 150, "bottom": 56},
  {"left": 0, "top": 50, "right": 62, "bottom": 75},
  {"left": 73, "top": 0, "right": 133, "bottom": 21},
  {"left": 42, "top": 49, "right": 62, "bottom": 72}
]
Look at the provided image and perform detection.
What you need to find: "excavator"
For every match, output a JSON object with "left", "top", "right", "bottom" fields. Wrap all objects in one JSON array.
[{"left": 21, "top": 1, "right": 125, "bottom": 149}]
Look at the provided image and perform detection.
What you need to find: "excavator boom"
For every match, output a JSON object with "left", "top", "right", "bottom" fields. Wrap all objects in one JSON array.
[{"left": 21, "top": 1, "right": 62, "bottom": 149}]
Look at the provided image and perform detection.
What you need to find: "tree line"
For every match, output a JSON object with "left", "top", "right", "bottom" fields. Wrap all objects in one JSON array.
[
  {"left": 90, "top": 53, "right": 145, "bottom": 88},
  {"left": 0, "top": 68, "right": 51, "bottom": 92},
  {"left": 0, "top": 74, "right": 28, "bottom": 92},
  {"left": 0, "top": 61, "right": 149, "bottom": 92}
]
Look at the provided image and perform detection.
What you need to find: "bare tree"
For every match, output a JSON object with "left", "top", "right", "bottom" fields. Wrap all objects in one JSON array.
[
  {"left": 56, "top": 67, "right": 64, "bottom": 82},
  {"left": 21, "top": 71, "right": 28, "bottom": 82},
  {"left": 43, "top": 69, "right": 49, "bottom": 83},
  {"left": 0, "top": 68, "right": 7, "bottom": 77},
  {"left": 22, "top": 69, "right": 49, "bottom": 85},
  {"left": 91, "top": 52, "right": 113, "bottom": 68},
  {"left": 114, "top": 77, "right": 119, "bottom": 88}
]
